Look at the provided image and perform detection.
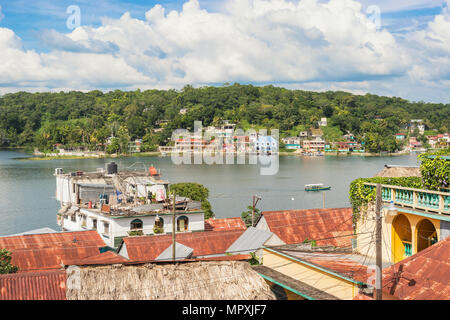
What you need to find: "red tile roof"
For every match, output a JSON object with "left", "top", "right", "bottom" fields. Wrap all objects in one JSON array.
[
  {"left": 122, "top": 230, "right": 245, "bottom": 262},
  {"left": 185, "top": 254, "right": 252, "bottom": 262},
  {"left": 0, "top": 230, "right": 106, "bottom": 250},
  {"left": 0, "top": 270, "right": 66, "bottom": 300},
  {"left": 381, "top": 237, "right": 450, "bottom": 300},
  {"left": 204, "top": 217, "right": 247, "bottom": 232},
  {"left": 261, "top": 208, "right": 354, "bottom": 247}
]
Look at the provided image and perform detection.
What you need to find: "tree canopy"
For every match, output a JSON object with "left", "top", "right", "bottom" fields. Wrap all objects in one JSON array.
[
  {"left": 0, "top": 84, "right": 448, "bottom": 153},
  {"left": 0, "top": 249, "right": 18, "bottom": 274},
  {"left": 169, "top": 182, "right": 214, "bottom": 219}
]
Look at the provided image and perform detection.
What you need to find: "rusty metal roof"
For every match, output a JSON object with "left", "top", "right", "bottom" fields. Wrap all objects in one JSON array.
[
  {"left": 381, "top": 236, "right": 450, "bottom": 300},
  {"left": 261, "top": 208, "right": 353, "bottom": 247},
  {"left": 0, "top": 230, "right": 111, "bottom": 272},
  {"left": 204, "top": 217, "right": 247, "bottom": 231},
  {"left": 11, "top": 247, "right": 103, "bottom": 272},
  {"left": 0, "top": 270, "right": 66, "bottom": 300},
  {"left": 0, "top": 230, "right": 106, "bottom": 250},
  {"left": 122, "top": 230, "right": 245, "bottom": 261},
  {"left": 62, "top": 251, "right": 128, "bottom": 266},
  {"left": 275, "top": 248, "right": 370, "bottom": 284}
]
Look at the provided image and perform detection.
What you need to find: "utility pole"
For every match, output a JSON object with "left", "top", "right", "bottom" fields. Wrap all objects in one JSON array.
[
  {"left": 252, "top": 195, "right": 261, "bottom": 227},
  {"left": 172, "top": 192, "right": 176, "bottom": 262},
  {"left": 322, "top": 191, "right": 326, "bottom": 209},
  {"left": 375, "top": 183, "right": 383, "bottom": 300}
]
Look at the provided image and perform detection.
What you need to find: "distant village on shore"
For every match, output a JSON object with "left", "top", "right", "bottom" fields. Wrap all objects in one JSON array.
[{"left": 34, "top": 117, "right": 450, "bottom": 160}]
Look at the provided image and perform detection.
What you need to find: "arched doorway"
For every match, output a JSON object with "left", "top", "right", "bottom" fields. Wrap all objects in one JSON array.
[
  {"left": 392, "top": 214, "right": 412, "bottom": 263},
  {"left": 416, "top": 219, "right": 438, "bottom": 253},
  {"left": 177, "top": 216, "right": 189, "bottom": 232}
]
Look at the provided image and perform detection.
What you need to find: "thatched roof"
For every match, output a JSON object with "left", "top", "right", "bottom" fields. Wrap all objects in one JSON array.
[
  {"left": 66, "top": 261, "right": 276, "bottom": 300},
  {"left": 374, "top": 165, "right": 421, "bottom": 178}
]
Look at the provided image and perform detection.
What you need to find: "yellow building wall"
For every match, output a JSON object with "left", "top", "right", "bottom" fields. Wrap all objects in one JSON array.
[
  {"left": 263, "top": 279, "right": 305, "bottom": 300},
  {"left": 262, "top": 249, "right": 359, "bottom": 300},
  {"left": 355, "top": 203, "right": 442, "bottom": 264}
]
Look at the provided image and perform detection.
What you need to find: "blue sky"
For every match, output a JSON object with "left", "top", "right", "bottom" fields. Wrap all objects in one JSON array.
[{"left": 0, "top": 0, "right": 449, "bottom": 102}]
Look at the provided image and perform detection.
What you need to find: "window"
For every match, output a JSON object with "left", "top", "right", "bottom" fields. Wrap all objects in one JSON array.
[
  {"left": 177, "top": 216, "right": 189, "bottom": 232},
  {"left": 130, "top": 219, "right": 143, "bottom": 230},
  {"left": 103, "top": 222, "right": 109, "bottom": 235},
  {"left": 154, "top": 217, "right": 164, "bottom": 229},
  {"left": 81, "top": 215, "right": 87, "bottom": 228},
  {"left": 92, "top": 219, "right": 97, "bottom": 230},
  {"left": 71, "top": 214, "right": 76, "bottom": 222}
]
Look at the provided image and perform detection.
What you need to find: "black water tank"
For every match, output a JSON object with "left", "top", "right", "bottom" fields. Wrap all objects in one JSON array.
[{"left": 106, "top": 162, "right": 118, "bottom": 174}]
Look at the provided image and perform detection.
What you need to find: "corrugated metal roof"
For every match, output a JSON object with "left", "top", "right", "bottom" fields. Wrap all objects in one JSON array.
[
  {"left": 204, "top": 217, "right": 247, "bottom": 231},
  {"left": 0, "top": 230, "right": 110, "bottom": 272},
  {"left": 6, "top": 228, "right": 59, "bottom": 237},
  {"left": 0, "top": 230, "right": 106, "bottom": 250},
  {"left": 125, "top": 176, "right": 157, "bottom": 185},
  {"left": 123, "top": 230, "right": 245, "bottom": 262},
  {"left": 0, "top": 270, "right": 66, "bottom": 300},
  {"left": 132, "top": 203, "right": 165, "bottom": 213},
  {"left": 283, "top": 250, "right": 370, "bottom": 283},
  {"left": 226, "top": 227, "right": 273, "bottom": 254},
  {"left": 11, "top": 247, "right": 102, "bottom": 272},
  {"left": 63, "top": 251, "right": 128, "bottom": 266},
  {"left": 77, "top": 183, "right": 114, "bottom": 188},
  {"left": 261, "top": 208, "right": 353, "bottom": 247},
  {"left": 381, "top": 236, "right": 450, "bottom": 300},
  {"left": 185, "top": 201, "right": 202, "bottom": 210},
  {"left": 156, "top": 242, "right": 194, "bottom": 261}
]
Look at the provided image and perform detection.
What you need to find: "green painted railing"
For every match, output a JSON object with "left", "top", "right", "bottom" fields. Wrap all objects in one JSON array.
[{"left": 365, "top": 183, "right": 450, "bottom": 215}]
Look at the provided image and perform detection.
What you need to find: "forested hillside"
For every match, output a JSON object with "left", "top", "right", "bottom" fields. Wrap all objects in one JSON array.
[{"left": 0, "top": 84, "right": 449, "bottom": 153}]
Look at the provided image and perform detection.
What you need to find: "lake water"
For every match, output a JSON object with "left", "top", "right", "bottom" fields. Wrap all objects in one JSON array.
[{"left": 0, "top": 150, "right": 420, "bottom": 236}]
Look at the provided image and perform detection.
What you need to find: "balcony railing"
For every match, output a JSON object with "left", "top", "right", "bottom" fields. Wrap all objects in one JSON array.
[{"left": 364, "top": 183, "right": 450, "bottom": 216}]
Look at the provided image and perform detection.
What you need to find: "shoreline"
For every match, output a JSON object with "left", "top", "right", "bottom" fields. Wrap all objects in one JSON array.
[
  {"left": 18, "top": 152, "right": 162, "bottom": 161},
  {"left": 18, "top": 150, "right": 414, "bottom": 160}
]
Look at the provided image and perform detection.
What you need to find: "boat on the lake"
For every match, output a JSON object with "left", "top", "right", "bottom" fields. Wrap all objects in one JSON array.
[{"left": 305, "top": 183, "right": 331, "bottom": 191}]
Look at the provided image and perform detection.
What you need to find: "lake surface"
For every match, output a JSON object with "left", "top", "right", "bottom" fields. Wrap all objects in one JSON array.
[{"left": 0, "top": 150, "right": 420, "bottom": 236}]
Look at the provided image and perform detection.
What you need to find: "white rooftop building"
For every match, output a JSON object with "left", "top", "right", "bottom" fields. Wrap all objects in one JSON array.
[{"left": 54, "top": 163, "right": 205, "bottom": 248}]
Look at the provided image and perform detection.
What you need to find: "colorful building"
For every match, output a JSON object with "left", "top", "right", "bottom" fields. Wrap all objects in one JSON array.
[{"left": 355, "top": 183, "right": 450, "bottom": 264}]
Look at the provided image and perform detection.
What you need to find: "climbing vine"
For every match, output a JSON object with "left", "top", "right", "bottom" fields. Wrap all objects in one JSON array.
[
  {"left": 419, "top": 149, "right": 450, "bottom": 191},
  {"left": 349, "top": 177, "right": 422, "bottom": 222}
]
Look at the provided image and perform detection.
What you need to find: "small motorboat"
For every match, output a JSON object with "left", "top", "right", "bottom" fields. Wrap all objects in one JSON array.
[{"left": 305, "top": 183, "right": 331, "bottom": 191}]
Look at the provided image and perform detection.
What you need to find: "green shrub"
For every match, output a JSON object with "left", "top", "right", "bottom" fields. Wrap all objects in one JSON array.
[{"left": 419, "top": 149, "right": 450, "bottom": 191}]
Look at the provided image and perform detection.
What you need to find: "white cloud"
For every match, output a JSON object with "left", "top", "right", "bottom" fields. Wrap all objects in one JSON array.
[
  {"left": 0, "top": 0, "right": 449, "bottom": 102},
  {"left": 0, "top": 27, "right": 151, "bottom": 89},
  {"left": 405, "top": 4, "right": 450, "bottom": 83}
]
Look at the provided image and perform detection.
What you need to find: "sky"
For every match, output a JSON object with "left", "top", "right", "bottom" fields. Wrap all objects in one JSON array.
[{"left": 0, "top": 0, "right": 449, "bottom": 102}]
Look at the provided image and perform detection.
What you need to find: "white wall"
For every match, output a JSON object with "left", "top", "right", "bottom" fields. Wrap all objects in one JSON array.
[{"left": 64, "top": 209, "right": 206, "bottom": 247}]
